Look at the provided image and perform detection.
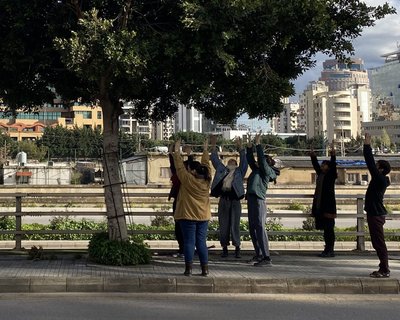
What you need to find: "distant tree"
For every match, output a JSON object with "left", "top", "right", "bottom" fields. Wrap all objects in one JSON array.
[
  {"left": 261, "top": 134, "right": 285, "bottom": 155},
  {"left": 381, "top": 129, "right": 391, "bottom": 149},
  {"left": 40, "top": 126, "right": 102, "bottom": 159},
  {"left": 0, "top": 131, "right": 15, "bottom": 162},
  {"left": 12, "top": 140, "right": 48, "bottom": 162},
  {"left": 170, "top": 131, "right": 207, "bottom": 146},
  {"left": 285, "top": 136, "right": 308, "bottom": 156}
]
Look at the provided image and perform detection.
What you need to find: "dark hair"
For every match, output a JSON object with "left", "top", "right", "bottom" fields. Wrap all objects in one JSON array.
[
  {"left": 189, "top": 161, "right": 211, "bottom": 182},
  {"left": 321, "top": 160, "right": 331, "bottom": 168},
  {"left": 377, "top": 160, "right": 391, "bottom": 175}
]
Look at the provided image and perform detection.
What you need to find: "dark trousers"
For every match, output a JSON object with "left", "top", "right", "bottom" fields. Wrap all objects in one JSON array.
[
  {"left": 367, "top": 215, "right": 389, "bottom": 273},
  {"left": 247, "top": 194, "right": 270, "bottom": 258},
  {"left": 323, "top": 218, "right": 335, "bottom": 252},
  {"left": 218, "top": 197, "right": 241, "bottom": 248},
  {"left": 173, "top": 200, "right": 184, "bottom": 254}
]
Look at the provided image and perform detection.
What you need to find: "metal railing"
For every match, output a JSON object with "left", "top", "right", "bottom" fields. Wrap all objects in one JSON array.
[{"left": 0, "top": 189, "right": 399, "bottom": 251}]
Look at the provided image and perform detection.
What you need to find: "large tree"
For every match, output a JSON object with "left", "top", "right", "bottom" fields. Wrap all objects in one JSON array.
[{"left": 0, "top": 0, "right": 395, "bottom": 240}]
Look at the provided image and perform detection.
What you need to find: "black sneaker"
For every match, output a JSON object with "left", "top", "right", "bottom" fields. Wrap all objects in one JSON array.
[
  {"left": 318, "top": 251, "right": 335, "bottom": 258},
  {"left": 370, "top": 270, "right": 390, "bottom": 278},
  {"left": 234, "top": 247, "right": 241, "bottom": 259},
  {"left": 247, "top": 255, "right": 262, "bottom": 264},
  {"left": 254, "top": 257, "right": 272, "bottom": 267},
  {"left": 220, "top": 247, "right": 228, "bottom": 258}
]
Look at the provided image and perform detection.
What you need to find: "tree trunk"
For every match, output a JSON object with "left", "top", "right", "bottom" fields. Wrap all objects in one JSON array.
[{"left": 101, "top": 98, "right": 128, "bottom": 241}]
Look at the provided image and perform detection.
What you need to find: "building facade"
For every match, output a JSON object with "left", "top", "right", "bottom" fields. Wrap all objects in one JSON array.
[
  {"left": 0, "top": 103, "right": 103, "bottom": 141},
  {"left": 319, "top": 58, "right": 369, "bottom": 91},
  {"left": 174, "top": 105, "right": 203, "bottom": 133},
  {"left": 369, "top": 48, "right": 400, "bottom": 111},
  {"left": 362, "top": 120, "right": 400, "bottom": 146},
  {"left": 271, "top": 100, "right": 302, "bottom": 134}
]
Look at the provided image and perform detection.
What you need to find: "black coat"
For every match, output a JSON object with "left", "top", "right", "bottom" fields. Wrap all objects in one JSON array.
[
  {"left": 363, "top": 144, "right": 390, "bottom": 216},
  {"left": 311, "top": 154, "right": 337, "bottom": 229}
]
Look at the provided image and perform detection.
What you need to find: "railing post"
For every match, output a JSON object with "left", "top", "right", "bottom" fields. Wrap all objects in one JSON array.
[
  {"left": 356, "top": 196, "right": 365, "bottom": 251},
  {"left": 15, "top": 196, "right": 22, "bottom": 250}
]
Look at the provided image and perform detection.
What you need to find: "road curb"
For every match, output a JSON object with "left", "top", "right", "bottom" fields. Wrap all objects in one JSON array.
[{"left": 0, "top": 277, "right": 398, "bottom": 294}]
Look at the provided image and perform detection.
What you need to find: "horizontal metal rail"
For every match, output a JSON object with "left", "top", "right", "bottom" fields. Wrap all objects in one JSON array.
[{"left": 0, "top": 191, "right": 398, "bottom": 251}]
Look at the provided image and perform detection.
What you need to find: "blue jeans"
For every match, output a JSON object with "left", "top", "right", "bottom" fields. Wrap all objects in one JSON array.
[{"left": 179, "top": 220, "right": 209, "bottom": 265}]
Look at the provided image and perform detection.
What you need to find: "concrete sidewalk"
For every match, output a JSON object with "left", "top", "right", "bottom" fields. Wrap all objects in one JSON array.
[{"left": 0, "top": 246, "right": 399, "bottom": 294}]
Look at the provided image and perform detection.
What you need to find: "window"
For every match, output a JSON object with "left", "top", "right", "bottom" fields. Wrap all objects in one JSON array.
[
  {"left": 347, "top": 173, "right": 360, "bottom": 184},
  {"left": 75, "top": 111, "right": 92, "bottom": 119},
  {"left": 97, "top": 111, "right": 102, "bottom": 119}
]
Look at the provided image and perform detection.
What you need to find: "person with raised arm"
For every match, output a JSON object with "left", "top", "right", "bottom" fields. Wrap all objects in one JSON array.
[
  {"left": 246, "top": 131, "right": 276, "bottom": 266},
  {"left": 172, "top": 138, "right": 212, "bottom": 277},
  {"left": 168, "top": 144, "right": 193, "bottom": 257},
  {"left": 210, "top": 135, "right": 248, "bottom": 258},
  {"left": 363, "top": 132, "right": 392, "bottom": 278},
  {"left": 310, "top": 141, "right": 338, "bottom": 258}
]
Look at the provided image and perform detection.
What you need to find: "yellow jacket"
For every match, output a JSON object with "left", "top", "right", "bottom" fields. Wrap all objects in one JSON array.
[{"left": 172, "top": 150, "right": 211, "bottom": 221}]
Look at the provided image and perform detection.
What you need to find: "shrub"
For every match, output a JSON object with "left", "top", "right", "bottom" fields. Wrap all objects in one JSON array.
[
  {"left": 287, "top": 202, "right": 305, "bottom": 211},
  {"left": 88, "top": 232, "right": 151, "bottom": 266},
  {"left": 151, "top": 215, "right": 174, "bottom": 227}
]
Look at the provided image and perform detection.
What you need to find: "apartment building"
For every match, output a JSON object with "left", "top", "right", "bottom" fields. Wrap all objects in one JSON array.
[{"left": 0, "top": 102, "right": 103, "bottom": 141}]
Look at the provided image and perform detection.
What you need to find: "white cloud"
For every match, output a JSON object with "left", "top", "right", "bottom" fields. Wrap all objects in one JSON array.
[{"left": 293, "top": 0, "right": 400, "bottom": 99}]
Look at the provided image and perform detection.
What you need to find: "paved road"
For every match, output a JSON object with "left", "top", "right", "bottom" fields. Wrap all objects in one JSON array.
[{"left": 1, "top": 293, "right": 399, "bottom": 320}]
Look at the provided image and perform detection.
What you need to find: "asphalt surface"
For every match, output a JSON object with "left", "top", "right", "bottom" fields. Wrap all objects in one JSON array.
[{"left": 0, "top": 243, "right": 399, "bottom": 294}]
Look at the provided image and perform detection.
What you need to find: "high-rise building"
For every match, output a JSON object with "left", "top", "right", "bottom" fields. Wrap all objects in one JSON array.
[
  {"left": 119, "top": 102, "right": 152, "bottom": 139},
  {"left": 153, "top": 117, "right": 175, "bottom": 141},
  {"left": 319, "top": 58, "right": 369, "bottom": 91},
  {"left": 174, "top": 105, "right": 203, "bottom": 133},
  {"left": 301, "top": 80, "right": 371, "bottom": 144},
  {"left": 271, "top": 99, "right": 302, "bottom": 134},
  {"left": 369, "top": 48, "right": 400, "bottom": 110}
]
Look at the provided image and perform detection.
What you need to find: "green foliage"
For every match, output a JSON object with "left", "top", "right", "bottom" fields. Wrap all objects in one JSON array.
[
  {"left": 170, "top": 132, "right": 207, "bottom": 145},
  {"left": 88, "top": 232, "right": 151, "bottom": 266},
  {"left": 301, "top": 206, "right": 315, "bottom": 231},
  {"left": 40, "top": 126, "right": 103, "bottom": 160},
  {"left": 302, "top": 217, "right": 316, "bottom": 231},
  {"left": 11, "top": 140, "right": 48, "bottom": 162},
  {"left": 0, "top": 216, "right": 15, "bottom": 230},
  {"left": 381, "top": 129, "right": 391, "bottom": 148},
  {"left": 150, "top": 216, "right": 174, "bottom": 227},
  {"left": 287, "top": 202, "right": 305, "bottom": 211}
]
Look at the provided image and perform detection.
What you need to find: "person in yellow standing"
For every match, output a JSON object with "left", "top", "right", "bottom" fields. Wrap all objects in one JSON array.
[{"left": 172, "top": 138, "right": 212, "bottom": 276}]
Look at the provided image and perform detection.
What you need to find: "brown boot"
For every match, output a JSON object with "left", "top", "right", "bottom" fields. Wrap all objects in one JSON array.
[
  {"left": 184, "top": 262, "right": 192, "bottom": 276},
  {"left": 201, "top": 264, "right": 209, "bottom": 277}
]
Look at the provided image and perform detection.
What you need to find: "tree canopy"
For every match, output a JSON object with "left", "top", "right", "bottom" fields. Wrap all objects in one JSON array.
[{"left": 0, "top": 0, "right": 395, "bottom": 123}]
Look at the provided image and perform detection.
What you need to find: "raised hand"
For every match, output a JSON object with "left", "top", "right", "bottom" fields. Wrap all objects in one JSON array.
[
  {"left": 246, "top": 133, "right": 253, "bottom": 148},
  {"left": 174, "top": 139, "right": 181, "bottom": 153},
  {"left": 364, "top": 132, "right": 371, "bottom": 145},
  {"left": 330, "top": 140, "right": 336, "bottom": 156},
  {"left": 168, "top": 143, "right": 174, "bottom": 154},
  {"left": 210, "top": 134, "right": 218, "bottom": 150},
  {"left": 309, "top": 146, "right": 316, "bottom": 157},
  {"left": 255, "top": 130, "right": 262, "bottom": 145},
  {"left": 235, "top": 137, "right": 242, "bottom": 150},
  {"left": 203, "top": 137, "right": 209, "bottom": 151}
]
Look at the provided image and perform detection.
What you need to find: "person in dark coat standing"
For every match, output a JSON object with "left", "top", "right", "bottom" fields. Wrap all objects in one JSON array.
[
  {"left": 310, "top": 141, "right": 337, "bottom": 258},
  {"left": 363, "top": 133, "right": 391, "bottom": 278}
]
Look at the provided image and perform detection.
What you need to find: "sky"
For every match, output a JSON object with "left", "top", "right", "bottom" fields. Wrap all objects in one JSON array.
[
  {"left": 238, "top": 0, "right": 400, "bottom": 131},
  {"left": 293, "top": 0, "right": 400, "bottom": 99}
]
